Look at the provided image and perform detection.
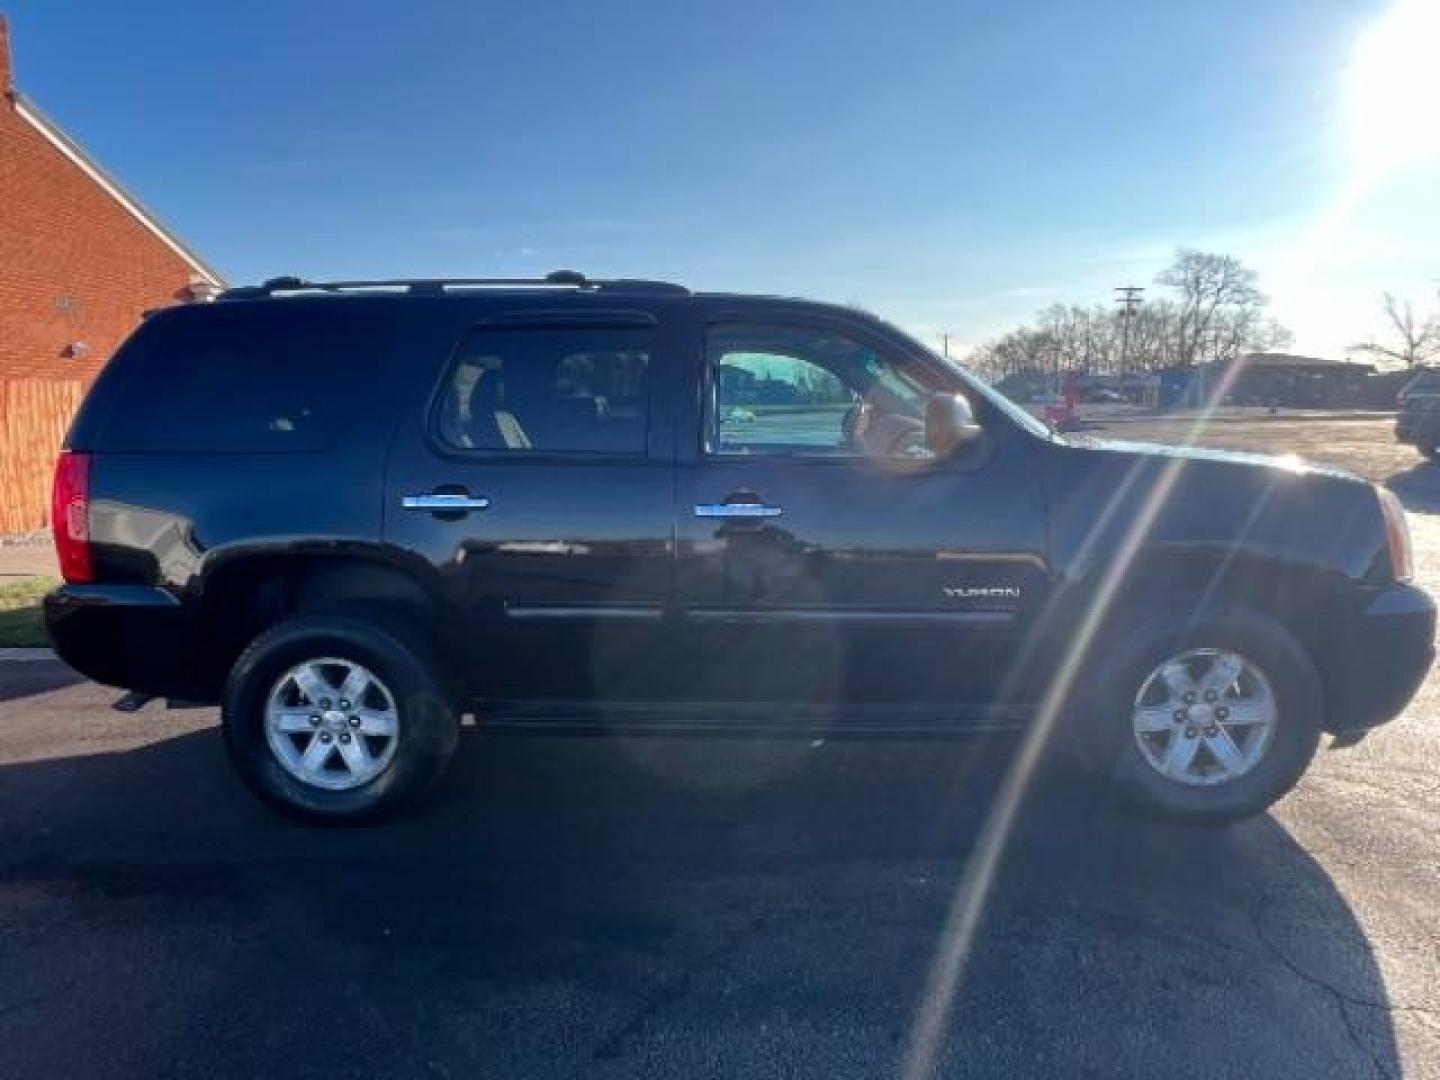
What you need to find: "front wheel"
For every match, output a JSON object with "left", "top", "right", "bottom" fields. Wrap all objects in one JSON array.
[
  {"left": 1419, "top": 444, "right": 1440, "bottom": 461},
  {"left": 222, "top": 613, "right": 459, "bottom": 823},
  {"left": 1088, "top": 609, "right": 1322, "bottom": 823}
]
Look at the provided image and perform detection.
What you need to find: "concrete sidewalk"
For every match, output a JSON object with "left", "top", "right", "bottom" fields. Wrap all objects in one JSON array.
[{"left": 0, "top": 542, "right": 57, "bottom": 579}]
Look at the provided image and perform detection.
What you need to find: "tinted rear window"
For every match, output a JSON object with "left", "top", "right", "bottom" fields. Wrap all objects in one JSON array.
[
  {"left": 435, "top": 327, "right": 651, "bottom": 455},
  {"left": 99, "top": 306, "right": 378, "bottom": 454}
]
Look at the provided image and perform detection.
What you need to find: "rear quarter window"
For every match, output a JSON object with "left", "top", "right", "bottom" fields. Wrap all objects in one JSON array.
[{"left": 97, "top": 305, "right": 381, "bottom": 454}]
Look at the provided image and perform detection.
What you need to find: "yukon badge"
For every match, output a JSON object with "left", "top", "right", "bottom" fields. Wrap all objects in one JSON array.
[{"left": 943, "top": 585, "right": 1022, "bottom": 601}]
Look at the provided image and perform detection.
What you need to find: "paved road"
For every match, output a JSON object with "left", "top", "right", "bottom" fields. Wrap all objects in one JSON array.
[{"left": 1, "top": 414, "right": 1437, "bottom": 1078}]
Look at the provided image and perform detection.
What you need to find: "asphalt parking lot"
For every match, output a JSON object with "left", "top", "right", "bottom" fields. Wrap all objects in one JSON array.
[{"left": 1, "top": 412, "right": 1437, "bottom": 1079}]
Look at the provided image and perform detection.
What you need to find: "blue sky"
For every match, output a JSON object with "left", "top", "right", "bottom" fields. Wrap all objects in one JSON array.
[{"left": 7, "top": 0, "right": 1437, "bottom": 358}]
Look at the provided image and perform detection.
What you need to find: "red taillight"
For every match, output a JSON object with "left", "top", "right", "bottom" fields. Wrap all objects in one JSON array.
[
  {"left": 1377, "top": 486, "right": 1414, "bottom": 582},
  {"left": 51, "top": 450, "right": 93, "bottom": 583}
]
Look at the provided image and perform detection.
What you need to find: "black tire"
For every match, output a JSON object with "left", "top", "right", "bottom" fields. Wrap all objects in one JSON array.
[
  {"left": 1420, "top": 444, "right": 1440, "bottom": 461},
  {"left": 1083, "top": 606, "right": 1322, "bottom": 823},
  {"left": 222, "top": 612, "right": 459, "bottom": 823}
]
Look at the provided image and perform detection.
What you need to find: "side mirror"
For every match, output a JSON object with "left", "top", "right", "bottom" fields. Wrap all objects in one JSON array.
[{"left": 925, "top": 393, "right": 984, "bottom": 459}]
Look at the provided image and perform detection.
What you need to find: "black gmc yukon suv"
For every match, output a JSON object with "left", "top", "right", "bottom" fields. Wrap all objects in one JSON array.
[{"left": 44, "top": 273, "right": 1435, "bottom": 823}]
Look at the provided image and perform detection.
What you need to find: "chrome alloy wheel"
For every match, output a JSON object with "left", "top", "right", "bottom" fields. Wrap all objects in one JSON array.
[
  {"left": 1131, "top": 648, "right": 1278, "bottom": 787},
  {"left": 264, "top": 658, "right": 400, "bottom": 791}
]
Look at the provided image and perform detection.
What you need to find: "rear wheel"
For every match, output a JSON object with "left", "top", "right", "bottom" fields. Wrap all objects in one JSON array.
[
  {"left": 1419, "top": 444, "right": 1440, "bottom": 461},
  {"left": 262, "top": 656, "right": 402, "bottom": 792},
  {"left": 223, "top": 613, "right": 458, "bottom": 822},
  {"left": 1090, "top": 609, "right": 1322, "bottom": 822}
]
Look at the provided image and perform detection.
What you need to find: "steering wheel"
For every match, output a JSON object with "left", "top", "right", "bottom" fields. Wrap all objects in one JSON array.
[
  {"left": 887, "top": 424, "right": 929, "bottom": 458},
  {"left": 842, "top": 399, "right": 872, "bottom": 451},
  {"left": 844, "top": 395, "right": 929, "bottom": 459}
]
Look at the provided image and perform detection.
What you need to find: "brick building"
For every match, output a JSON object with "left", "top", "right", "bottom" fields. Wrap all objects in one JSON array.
[{"left": 0, "top": 14, "right": 223, "bottom": 533}]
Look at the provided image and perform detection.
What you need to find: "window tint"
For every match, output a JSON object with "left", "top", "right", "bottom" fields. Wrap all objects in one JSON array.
[
  {"left": 100, "top": 308, "right": 367, "bottom": 453},
  {"left": 437, "top": 328, "right": 650, "bottom": 454},
  {"left": 707, "top": 324, "right": 931, "bottom": 458}
]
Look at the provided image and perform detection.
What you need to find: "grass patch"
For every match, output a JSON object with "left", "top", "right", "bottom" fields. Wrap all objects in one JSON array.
[{"left": 0, "top": 577, "right": 56, "bottom": 648}]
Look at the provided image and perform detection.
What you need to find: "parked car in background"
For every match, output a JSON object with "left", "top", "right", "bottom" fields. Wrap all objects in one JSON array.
[
  {"left": 44, "top": 273, "right": 1435, "bottom": 823},
  {"left": 1396, "top": 368, "right": 1440, "bottom": 459}
]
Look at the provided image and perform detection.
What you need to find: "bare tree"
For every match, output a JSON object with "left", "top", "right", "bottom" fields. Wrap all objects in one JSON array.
[
  {"left": 1347, "top": 292, "right": 1440, "bottom": 369},
  {"left": 1156, "top": 249, "right": 1266, "bottom": 366},
  {"left": 1210, "top": 307, "right": 1293, "bottom": 365},
  {"left": 969, "top": 250, "right": 1291, "bottom": 380},
  {"left": 1037, "top": 305, "right": 1096, "bottom": 372},
  {"left": 971, "top": 326, "right": 1055, "bottom": 380},
  {"left": 1126, "top": 298, "right": 1180, "bottom": 370}
]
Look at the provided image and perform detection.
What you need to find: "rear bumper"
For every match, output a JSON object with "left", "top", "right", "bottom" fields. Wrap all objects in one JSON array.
[
  {"left": 43, "top": 583, "right": 208, "bottom": 698},
  {"left": 1326, "top": 582, "right": 1435, "bottom": 732}
]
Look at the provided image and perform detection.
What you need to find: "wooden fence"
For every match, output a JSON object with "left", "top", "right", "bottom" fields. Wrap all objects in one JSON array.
[{"left": 0, "top": 378, "right": 84, "bottom": 535}]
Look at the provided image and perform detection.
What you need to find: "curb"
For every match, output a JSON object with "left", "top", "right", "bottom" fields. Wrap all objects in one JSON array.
[{"left": 0, "top": 648, "right": 57, "bottom": 662}]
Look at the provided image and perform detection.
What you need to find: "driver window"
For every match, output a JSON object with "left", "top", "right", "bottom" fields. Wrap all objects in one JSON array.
[{"left": 706, "top": 324, "right": 929, "bottom": 458}]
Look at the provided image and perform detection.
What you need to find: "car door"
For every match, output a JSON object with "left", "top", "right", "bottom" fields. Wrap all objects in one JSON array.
[
  {"left": 672, "top": 311, "right": 1051, "bottom": 725},
  {"left": 384, "top": 306, "right": 680, "bottom": 706}
]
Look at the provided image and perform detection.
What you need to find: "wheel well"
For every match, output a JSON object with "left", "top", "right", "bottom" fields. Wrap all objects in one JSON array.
[
  {"left": 196, "top": 554, "right": 452, "bottom": 698},
  {"left": 1103, "top": 552, "right": 1336, "bottom": 667}
]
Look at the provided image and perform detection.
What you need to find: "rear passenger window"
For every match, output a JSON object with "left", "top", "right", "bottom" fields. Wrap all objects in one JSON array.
[
  {"left": 436, "top": 328, "right": 650, "bottom": 454},
  {"left": 100, "top": 307, "right": 368, "bottom": 453}
]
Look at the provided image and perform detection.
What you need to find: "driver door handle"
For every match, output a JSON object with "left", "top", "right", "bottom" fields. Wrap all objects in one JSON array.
[
  {"left": 402, "top": 492, "right": 491, "bottom": 512},
  {"left": 694, "top": 501, "right": 783, "bottom": 519}
]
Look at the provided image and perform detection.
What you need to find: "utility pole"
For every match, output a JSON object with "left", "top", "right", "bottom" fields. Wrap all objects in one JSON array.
[
  {"left": 939, "top": 332, "right": 951, "bottom": 359},
  {"left": 1115, "top": 286, "right": 1144, "bottom": 375}
]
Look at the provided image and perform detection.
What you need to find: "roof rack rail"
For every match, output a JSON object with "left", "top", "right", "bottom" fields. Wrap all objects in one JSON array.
[{"left": 217, "top": 270, "right": 689, "bottom": 301}]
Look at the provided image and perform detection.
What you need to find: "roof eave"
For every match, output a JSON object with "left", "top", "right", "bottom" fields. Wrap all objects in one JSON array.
[{"left": 12, "top": 90, "right": 225, "bottom": 286}]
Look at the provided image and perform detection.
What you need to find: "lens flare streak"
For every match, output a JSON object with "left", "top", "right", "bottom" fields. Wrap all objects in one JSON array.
[{"left": 901, "top": 362, "right": 1254, "bottom": 1079}]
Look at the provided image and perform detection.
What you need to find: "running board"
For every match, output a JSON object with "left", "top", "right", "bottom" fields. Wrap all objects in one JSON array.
[{"left": 476, "top": 700, "right": 1032, "bottom": 737}]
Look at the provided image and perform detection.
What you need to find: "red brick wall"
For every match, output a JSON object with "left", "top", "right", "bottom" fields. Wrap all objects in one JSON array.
[
  {"left": 0, "top": 86, "right": 204, "bottom": 384},
  {"left": 0, "top": 15, "right": 218, "bottom": 533}
]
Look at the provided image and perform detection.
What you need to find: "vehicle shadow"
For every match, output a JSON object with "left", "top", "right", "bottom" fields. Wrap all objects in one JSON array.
[
  {"left": 0, "top": 727, "right": 1403, "bottom": 1079},
  {"left": 0, "top": 661, "right": 83, "bottom": 703}
]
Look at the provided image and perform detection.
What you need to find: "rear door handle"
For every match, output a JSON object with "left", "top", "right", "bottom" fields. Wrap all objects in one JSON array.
[
  {"left": 402, "top": 493, "right": 491, "bottom": 512},
  {"left": 694, "top": 502, "right": 783, "bottom": 519}
]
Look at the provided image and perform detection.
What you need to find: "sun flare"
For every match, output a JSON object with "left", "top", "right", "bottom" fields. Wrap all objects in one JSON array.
[{"left": 1347, "top": 0, "right": 1440, "bottom": 179}]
